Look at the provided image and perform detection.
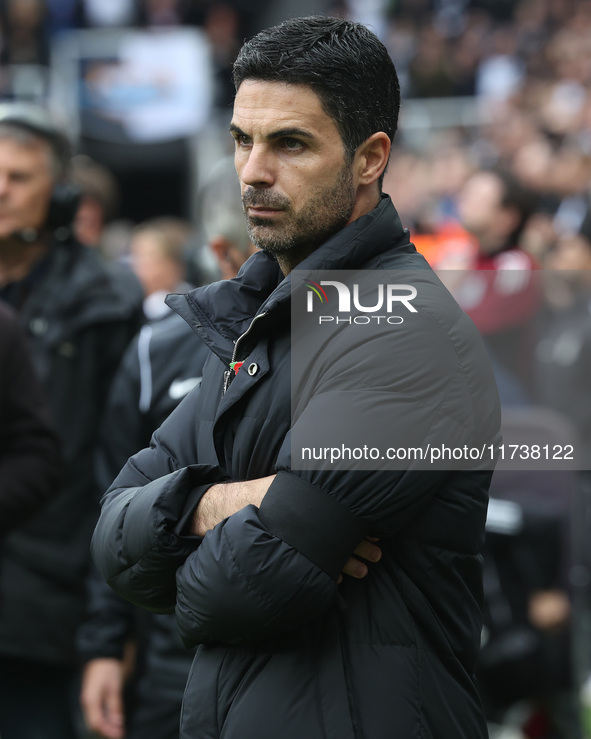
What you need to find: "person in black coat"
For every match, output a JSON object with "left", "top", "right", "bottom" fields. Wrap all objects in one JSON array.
[
  {"left": 0, "top": 102, "right": 142, "bottom": 739},
  {"left": 0, "top": 300, "right": 61, "bottom": 537},
  {"left": 92, "top": 17, "right": 501, "bottom": 739}
]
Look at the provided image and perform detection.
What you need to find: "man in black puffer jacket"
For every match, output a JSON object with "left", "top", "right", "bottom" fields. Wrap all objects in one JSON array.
[{"left": 92, "top": 17, "right": 501, "bottom": 739}]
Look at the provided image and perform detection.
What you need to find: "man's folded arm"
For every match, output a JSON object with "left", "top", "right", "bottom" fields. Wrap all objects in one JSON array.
[
  {"left": 91, "top": 383, "right": 232, "bottom": 613},
  {"left": 175, "top": 470, "right": 371, "bottom": 648},
  {"left": 173, "top": 460, "right": 453, "bottom": 648},
  {"left": 91, "top": 456, "right": 229, "bottom": 614}
]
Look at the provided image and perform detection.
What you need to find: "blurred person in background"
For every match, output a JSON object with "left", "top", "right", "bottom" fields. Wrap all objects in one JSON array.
[
  {"left": 128, "top": 217, "right": 194, "bottom": 321},
  {"left": 545, "top": 146, "right": 591, "bottom": 240},
  {"left": 449, "top": 167, "right": 541, "bottom": 396},
  {"left": 0, "top": 0, "right": 47, "bottom": 65},
  {"left": 407, "top": 24, "right": 456, "bottom": 98},
  {"left": 474, "top": 24, "right": 525, "bottom": 103},
  {"left": 479, "top": 487, "right": 582, "bottom": 739},
  {"left": 69, "top": 154, "right": 122, "bottom": 257},
  {"left": 0, "top": 101, "right": 142, "bottom": 739},
  {"left": 383, "top": 138, "right": 478, "bottom": 269},
  {"left": 80, "top": 215, "right": 199, "bottom": 739},
  {"left": 0, "top": 300, "right": 65, "bottom": 730},
  {"left": 203, "top": 3, "right": 243, "bottom": 110},
  {"left": 534, "top": 207, "right": 591, "bottom": 469},
  {"left": 449, "top": 163, "right": 585, "bottom": 739},
  {"left": 79, "top": 157, "right": 256, "bottom": 739},
  {"left": 69, "top": 155, "right": 146, "bottom": 314},
  {"left": 198, "top": 155, "right": 257, "bottom": 280},
  {"left": 475, "top": 204, "right": 588, "bottom": 737}
]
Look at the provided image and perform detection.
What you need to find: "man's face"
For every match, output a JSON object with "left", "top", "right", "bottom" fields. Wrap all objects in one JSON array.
[
  {"left": 231, "top": 81, "right": 356, "bottom": 266},
  {"left": 0, "top": 136, "right": 54, "bottom": 239}
]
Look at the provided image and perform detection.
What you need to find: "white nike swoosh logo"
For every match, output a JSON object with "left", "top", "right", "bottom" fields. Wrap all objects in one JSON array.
[{"left": 169, "top": 377, "right": 202, "bottom": 400}]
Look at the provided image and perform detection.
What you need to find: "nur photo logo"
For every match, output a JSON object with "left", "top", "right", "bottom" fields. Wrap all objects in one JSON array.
[{"left": 303, "top": 277, "right": 418, "bottom": 326}]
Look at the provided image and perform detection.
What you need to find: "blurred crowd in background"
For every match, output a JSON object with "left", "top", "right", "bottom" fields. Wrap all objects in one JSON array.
[
  {"left": 0, "top": 0, "right": 589, "bottom": 269},
  {"left": 0, "top": 1, "right": 591, "bottom": 739},
  {"left": 1, "top": 0, "right": 589, "bottom": 253}
]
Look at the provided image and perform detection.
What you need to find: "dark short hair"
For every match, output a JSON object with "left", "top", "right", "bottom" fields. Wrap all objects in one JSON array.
[{"left": 232, "top": 16, "right": 400, "bottom": 162}]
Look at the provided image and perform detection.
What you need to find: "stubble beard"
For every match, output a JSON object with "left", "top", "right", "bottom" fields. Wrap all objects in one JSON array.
[{"left": 243, "top": 163, "right": 356, "bottom": 269}]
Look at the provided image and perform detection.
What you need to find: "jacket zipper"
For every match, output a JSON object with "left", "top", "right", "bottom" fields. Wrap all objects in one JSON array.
[{"left": 223, "top": 311, "right": 268, "bottom": 394}]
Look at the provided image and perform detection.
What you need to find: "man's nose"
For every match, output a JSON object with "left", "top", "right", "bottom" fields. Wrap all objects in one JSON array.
[{"left": 239, "top": 144, "right": 275, "bottom": 188}]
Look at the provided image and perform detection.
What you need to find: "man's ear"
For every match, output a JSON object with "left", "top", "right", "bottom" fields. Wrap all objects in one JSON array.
[{"left": 354, "top": 132, "right": 391, "bottom": 186}]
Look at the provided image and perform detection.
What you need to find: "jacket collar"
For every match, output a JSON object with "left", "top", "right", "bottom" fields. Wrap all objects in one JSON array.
[{"left": 167, "top": 195, "right": 409, "bottom": 357}]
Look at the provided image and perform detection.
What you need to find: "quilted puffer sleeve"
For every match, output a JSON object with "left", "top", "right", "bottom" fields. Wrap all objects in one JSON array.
[
  {"left": 173, "top": 467, "right": 450, "bottom": 646},
  {"left": 91, "top": 388, "right": 230, "bottom": 614},
  {"left": 175, "top": 503, "right": 340, "bottom": 645}
]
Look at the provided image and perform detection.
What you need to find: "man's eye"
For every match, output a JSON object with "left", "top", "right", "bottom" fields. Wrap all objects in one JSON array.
[
  {"left": 233, "top": 134, "right": 250, "bottom": 147},
  {"left": 283, "top": 138, "right": 302, "bottom": 150}
]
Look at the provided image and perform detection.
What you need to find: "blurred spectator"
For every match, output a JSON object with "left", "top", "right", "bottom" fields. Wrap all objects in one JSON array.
[
  {"left": 383, "top": 148, "right": 431, "bottom": 233},
  {"left": 198, "top": 155, "right": 256, "bottom": 279},
  {"left": 447, "top": 19, "right": 482, "bottom": 96},
  {"left": 533, "top": 208, "right": 591, "bottom": 467},
  {"left": 204, "top": 3, "right": 242, "bottom": 109},
  {"left": 0, "top": 300, "right": 61, "bottom": 537},
  {"left": 128, "top": 217, "right": 194, "bottom": 320},
  {"left": 384, "top": 138, "right": 477, "bottom": 236},
  {"left": 79, "top": 157, "right": 256, "bottom": 739},
  {"left": 78, "top": 215, "right": 196, "bottom": 739},
  {"left": 450, "top": 168, "right": 541, "bottom": 392},
  {"left": 0, "top": 101, "right": 141, "bottom": 739},
  {"left": 480, "top": 494, "right": 581, "bottom": 739},
  {"left": 383, "top": 14, "right": 416, "bottom": 96},
  {"left": 407, "top": 25, "right": 456, "bottom": 98},
  {"left": 0, "top": 0, "right": 48, "bottom": 65},
  {"left": 69, "top": 154, "right": 121, "bottom": 255},
  {"left": 548, "top": 146, "right": 591, "bottom": 238},
  {"left": 475, "top": 24, "right": 525, "bottom": 102}
]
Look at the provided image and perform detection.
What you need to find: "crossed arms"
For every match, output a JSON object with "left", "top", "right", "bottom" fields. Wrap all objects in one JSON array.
[{"left": 192, "top": 475, "right": 381, "bottom": 582}]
